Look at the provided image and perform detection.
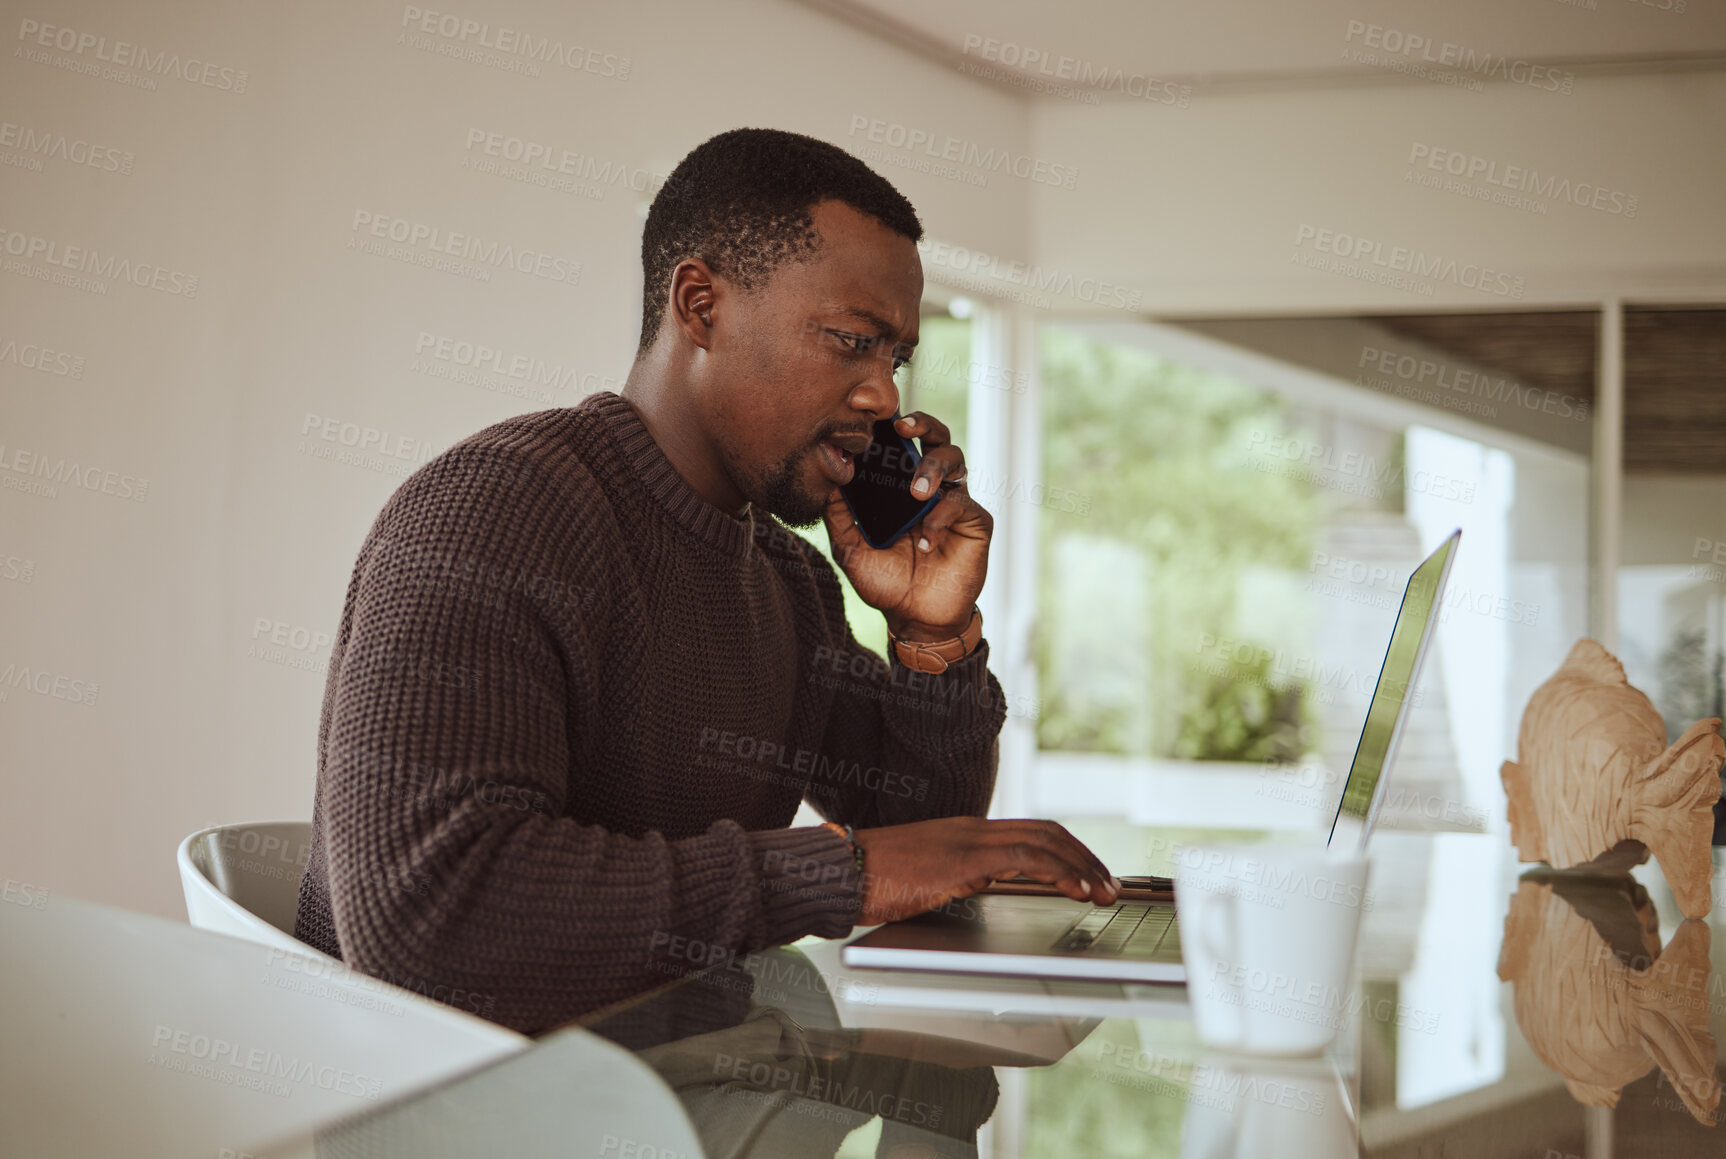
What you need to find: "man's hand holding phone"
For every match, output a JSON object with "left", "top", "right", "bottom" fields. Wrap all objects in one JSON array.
[
  {"left": 822, "top": 410, "right": 991, "bottom": 643},
  {"left": 818, "top": 413, "right": 1120, "bottom": 926}
]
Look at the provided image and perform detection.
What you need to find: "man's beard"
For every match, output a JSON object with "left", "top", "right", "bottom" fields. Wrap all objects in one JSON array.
[{"left": 758, "top": 443, "right": 827, "bottom": 527}]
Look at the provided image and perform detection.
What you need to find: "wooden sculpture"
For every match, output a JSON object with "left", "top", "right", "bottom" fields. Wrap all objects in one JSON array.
[
  {"left": 1501, "top": 638, "right": 1723, "bottom": 918},
  {"left": 1497, "top": 874, "right": 1718, "bottom": 1126}
]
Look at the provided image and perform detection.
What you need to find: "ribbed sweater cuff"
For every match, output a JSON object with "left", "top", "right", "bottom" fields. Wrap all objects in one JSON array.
[
  {"left": 746, "top": 825, "right": 862, "bottom": 946},
  {"left": 884, "top": 637, "right": 1007, "bottom": 749}
]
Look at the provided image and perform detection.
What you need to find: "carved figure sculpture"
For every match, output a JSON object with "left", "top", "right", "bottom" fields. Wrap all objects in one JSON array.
[{"left": 1501, "top": 639, "right": 1722, "bottom": 918}]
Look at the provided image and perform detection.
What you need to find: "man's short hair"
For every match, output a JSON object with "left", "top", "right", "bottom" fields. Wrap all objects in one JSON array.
[{"left": 637, "top": 127, "right": 923, "bottom": 353}]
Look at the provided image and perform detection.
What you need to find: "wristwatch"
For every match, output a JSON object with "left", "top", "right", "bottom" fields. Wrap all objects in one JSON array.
[{"left": 889, "top": 605, "right": 982, "bottom": 674}]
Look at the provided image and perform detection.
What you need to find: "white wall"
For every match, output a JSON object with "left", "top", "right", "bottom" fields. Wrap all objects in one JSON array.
[
  {"left": 0, "top": 0, "right": 1031, "bottom": 919},
  {"left": 5, "top": 0, "right": 1723, "bottom": 924},
  {"left": 1028, "top": 71, "right": 1726, "bottom": 313}
]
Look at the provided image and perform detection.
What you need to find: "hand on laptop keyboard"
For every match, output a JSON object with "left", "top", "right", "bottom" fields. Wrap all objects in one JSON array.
[{"left": 849, "top": 816, "right": 1121, "bottom": 924}]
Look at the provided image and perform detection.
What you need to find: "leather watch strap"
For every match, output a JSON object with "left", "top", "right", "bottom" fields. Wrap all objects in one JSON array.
[{"left": 889, "top": 605, "right": 982, "bottom": 675}]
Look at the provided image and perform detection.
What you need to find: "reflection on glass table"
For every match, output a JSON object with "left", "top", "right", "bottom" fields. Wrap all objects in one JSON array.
[
  {"left": 231, "top": 832, "right": 1726, "bottom": 1158},
  {"left": 235, "top": 935, "right": 1359, "bottom": 1159},
  {"left": 1499, "top": 868, "right": 1718, "bottom": 1126}
]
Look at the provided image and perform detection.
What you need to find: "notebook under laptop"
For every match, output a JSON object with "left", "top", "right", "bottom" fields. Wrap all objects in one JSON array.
[{"left": 841, "top": 529, "right": 1462, "bottom": 984}]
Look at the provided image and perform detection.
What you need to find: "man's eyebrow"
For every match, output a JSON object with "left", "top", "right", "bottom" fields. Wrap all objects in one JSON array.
[{"left": 834, "top": 307, "right": 917, "bottom": 347}]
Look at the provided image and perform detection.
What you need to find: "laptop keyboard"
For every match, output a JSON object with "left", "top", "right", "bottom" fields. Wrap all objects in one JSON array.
[{"left": 1052, "top": 902, "right": 1178, "bottom": 957}]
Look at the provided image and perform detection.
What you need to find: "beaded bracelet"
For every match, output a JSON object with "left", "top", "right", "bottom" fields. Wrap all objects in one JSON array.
[{"left": 820, "top": 821, "right": 867, "bottom": 878}]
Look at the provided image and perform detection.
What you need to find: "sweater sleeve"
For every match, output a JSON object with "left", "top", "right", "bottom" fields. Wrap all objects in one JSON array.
[
  {"left": 316, "top": 447, "right": 858, "bottom": 1035},
  {"left": 799, "top": 549, "right": 1006, "bottom": 830}
]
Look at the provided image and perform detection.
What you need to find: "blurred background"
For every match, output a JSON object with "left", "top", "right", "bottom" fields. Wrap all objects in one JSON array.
[{"left": 3, "top": 0, "right": 1724, "bottom": 1150}]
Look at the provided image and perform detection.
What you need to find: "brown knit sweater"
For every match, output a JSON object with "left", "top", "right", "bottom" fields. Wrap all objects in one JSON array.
[{"left": 294, "top": 391, "right": 1005, "bottom": 1034}]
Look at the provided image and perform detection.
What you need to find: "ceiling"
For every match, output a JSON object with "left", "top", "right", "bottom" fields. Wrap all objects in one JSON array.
[
  {"left": 804, "top": 0, "right": 1726, "bottom": 96},
  {"left": 804, "top": 1, "right": 1726, "bottom": 471},
  {"left": 1369, "top": 309, "right": 1726, "bottom": 473}
]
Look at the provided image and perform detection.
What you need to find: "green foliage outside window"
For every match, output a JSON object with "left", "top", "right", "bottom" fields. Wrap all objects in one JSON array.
[{"left": 1038, "top": 327, "right": 1318, "bottom": 761}]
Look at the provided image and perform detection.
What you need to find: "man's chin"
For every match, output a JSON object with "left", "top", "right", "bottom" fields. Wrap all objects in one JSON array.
[
  {"left": 759, "top": 490, "right": 828, "bottom": 528},
  {"left": 756, "top": 472, "right": 830, "bottom": 528}
]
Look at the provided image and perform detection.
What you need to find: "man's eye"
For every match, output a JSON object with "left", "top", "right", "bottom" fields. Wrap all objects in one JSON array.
[{"left": 835, "top": 332, "right": 876, "bottom": 355}]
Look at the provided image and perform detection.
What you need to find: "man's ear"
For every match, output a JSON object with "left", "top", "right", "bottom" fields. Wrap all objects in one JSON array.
[{"left": 669, "top": 257, "right": 718, "bottom": 349}]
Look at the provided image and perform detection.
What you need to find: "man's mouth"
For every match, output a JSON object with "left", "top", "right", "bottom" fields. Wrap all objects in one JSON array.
[
  {"left": 814, "top": 435, "right": 869, "bottom": 490},
  {"left": 816, "top": 439, "right": 856, "bottom": 486}
]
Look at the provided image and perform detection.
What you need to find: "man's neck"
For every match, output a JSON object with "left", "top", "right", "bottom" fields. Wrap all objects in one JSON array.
[{"left": 618, "top": 356, "right": 750, "bottom": 518}]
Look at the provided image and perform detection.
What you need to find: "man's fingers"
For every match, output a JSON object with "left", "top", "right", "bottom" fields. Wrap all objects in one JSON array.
[
  {"left": 822, "top": 487, "right": 864, "bottom": 551},
  {"left": 909, "top": 446, "right": 965, "bottom": 501},
  {"left": 975, "top": 845, "right": 1105, "bottom": 904},
  {"left": 982, "top": 821, "right": 1117, "bottom": 899},
  {"left": 895, "top": 411, "right": 952, "bottom": 450}
]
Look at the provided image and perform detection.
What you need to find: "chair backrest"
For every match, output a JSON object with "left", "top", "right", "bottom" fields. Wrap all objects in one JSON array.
[
  {"left": 0, "top": 895, "right": 533, "bottom": 1159},
  {"left": 178, "top": 820, "right": 322, "bottom": 956}
]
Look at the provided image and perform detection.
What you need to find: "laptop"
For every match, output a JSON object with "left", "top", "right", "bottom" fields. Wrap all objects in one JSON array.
[{"left": 841, "top": 529, "right": 1462, "bottom": 984}]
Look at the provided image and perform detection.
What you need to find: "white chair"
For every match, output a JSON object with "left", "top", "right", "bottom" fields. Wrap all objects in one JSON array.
[
  {"left": 164, "top": 820, "right": 706, "bottom": 1158},
  {"left": 178, "top": 820, "right": 323, "bottom": 957},
  {"left": 0, "top": 895, "right": 531, "bottom": 1158}
]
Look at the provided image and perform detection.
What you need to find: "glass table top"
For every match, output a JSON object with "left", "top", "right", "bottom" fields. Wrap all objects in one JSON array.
[{"left": 237, "top": 829, "right": 1726, "bottom": 1158}]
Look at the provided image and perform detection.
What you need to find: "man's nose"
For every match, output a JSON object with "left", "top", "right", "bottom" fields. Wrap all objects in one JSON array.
[{"left": 852, "top": 359, "right": 901, "bottom": 423}]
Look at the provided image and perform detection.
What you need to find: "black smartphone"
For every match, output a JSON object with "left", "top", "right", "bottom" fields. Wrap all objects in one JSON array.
[{"left": 838, "top": 415, "right": 943, "bottom": 549}]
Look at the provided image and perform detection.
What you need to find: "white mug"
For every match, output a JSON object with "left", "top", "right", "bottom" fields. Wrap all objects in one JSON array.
[
  {"left": 1177, "top": 1052, "right": 1355, "bottom": 1159},
  {"left": 1175, "top": 842, "right": 1371, "bottom": 1055}
]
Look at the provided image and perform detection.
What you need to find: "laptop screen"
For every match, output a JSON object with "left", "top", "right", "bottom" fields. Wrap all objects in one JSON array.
[{"left": 1327, "top": 529, "right": 1461, "bottom": 851}]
